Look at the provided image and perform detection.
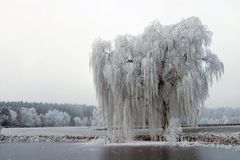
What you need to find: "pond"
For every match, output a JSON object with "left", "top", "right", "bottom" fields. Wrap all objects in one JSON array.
[{"left": 0, "top": 142, "right": 239, "bottom": 160}]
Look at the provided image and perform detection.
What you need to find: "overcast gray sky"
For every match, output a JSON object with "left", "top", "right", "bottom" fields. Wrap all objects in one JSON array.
[{"left": 0, "top": 0, "right": 239, "bottom": 107}]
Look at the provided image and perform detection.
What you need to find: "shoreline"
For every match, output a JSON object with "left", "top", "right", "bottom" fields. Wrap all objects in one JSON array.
[{"left": 1, "top": 133, "right": 240, "bottom": 145}]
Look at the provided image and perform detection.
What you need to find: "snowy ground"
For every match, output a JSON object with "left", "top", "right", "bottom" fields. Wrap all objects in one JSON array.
[
  {"left": 1, "top": 126, "right": 106, "bottom": 136},
  {"left": 2, "top": 125, "right": 240, "bottom": 136},
  {"left": 183, "top": 125, "right": 240, "bottom": 134}
]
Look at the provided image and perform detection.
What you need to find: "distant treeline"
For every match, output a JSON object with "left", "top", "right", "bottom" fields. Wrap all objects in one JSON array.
[
  {"left": 1, "top": 101, "right": 240, "bottom": 128},
  {"left": 0, "top": 101, "right": 95, "bottom": 127},
  {"left": 198, "top": 107, "right": 240, "bottom": 125}
]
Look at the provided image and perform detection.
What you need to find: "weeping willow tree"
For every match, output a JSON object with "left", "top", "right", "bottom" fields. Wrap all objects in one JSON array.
[{"left": 90, "top": 17, "right": 224, "bottom": 142}]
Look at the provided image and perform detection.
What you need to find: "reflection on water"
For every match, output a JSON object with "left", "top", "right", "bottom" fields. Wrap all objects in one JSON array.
[
  {"left": 0, "top": 142, "right": 239, "bottom": 160},
  {"left": 102, "top": 146, "right": 200, "bottom": 160}
]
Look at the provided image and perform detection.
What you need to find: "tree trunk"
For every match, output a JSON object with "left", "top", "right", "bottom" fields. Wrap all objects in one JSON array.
[{"left": 162, "top": 100, "right": 169, "bottom": 130}]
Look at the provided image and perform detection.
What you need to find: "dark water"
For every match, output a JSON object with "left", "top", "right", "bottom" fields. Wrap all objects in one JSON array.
[{"left": 0, "top": 142, "right": 240, "bottom": 160}]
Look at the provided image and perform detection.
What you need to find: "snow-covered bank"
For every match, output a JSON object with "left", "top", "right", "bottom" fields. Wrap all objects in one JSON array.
[
  {"left": 1, "top": 133, "right": 240, "bottom": 145},
  {"left": 0, "top": 135, "right": 94, "bottom": 143},
  {"left": 1, "top": 126, "right": 240, "bottom": 145},
  {"left": 135, "top": 133, "right": 240, "bottom": 145},
  {"left": 1, "top": 135, "right": 240, "bottom": 152},
  {"left": 137, "top": 134, "right": 240, "bottom": 145},
  {"left": 182, "top": 133, "right": 240, "bottom": 145}
]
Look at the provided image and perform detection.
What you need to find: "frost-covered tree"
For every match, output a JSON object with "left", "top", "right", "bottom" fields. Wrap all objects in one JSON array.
[
  {"left": 0, "top": 108, "right": 17, "bottom": 127},
  {"left": 0, "top": 107, "right": 12, "bottom": 126},
  {"left": 74, "top": 116, "right": 90, "bottom": 126},
  {"left": 20, "top": 107, "right": 41, "bottom": 127},
  {"left": 9, "top": 109, "right": 17, "bottom": 122},
  {"left": 90, "top": 17, "right": 224, "bottom": 142},
  {"left": 73, "top": 117, "right": 82, "bottom": 126},
  {"left": 43, "top": 109, "right": 70, "bottom": 127}
]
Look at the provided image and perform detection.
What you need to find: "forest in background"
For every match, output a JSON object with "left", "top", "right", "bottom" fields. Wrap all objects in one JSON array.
[
  {"left": 1, "top": 101, "right": 240, "bottom": 128},
  {"left": 0, "top": 101, "right": 94, "bottom": 127}
]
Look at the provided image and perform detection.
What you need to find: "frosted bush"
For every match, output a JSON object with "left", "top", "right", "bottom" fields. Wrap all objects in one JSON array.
[{"left": 164, "top": 118, "right": 182, "bottom": 142}]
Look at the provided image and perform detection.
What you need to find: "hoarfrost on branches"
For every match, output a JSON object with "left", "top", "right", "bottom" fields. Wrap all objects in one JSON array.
[
  {"left": 91, "top": 107, "right": 105, "bottom": 128},
  {"left": 90, "top": 17, "right": 224, "bottom": 142}
]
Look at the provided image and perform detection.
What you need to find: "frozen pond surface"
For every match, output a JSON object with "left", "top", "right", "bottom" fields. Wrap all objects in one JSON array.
[{"left": 0, "top": 142, "right": 240, "bottom": 160}]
